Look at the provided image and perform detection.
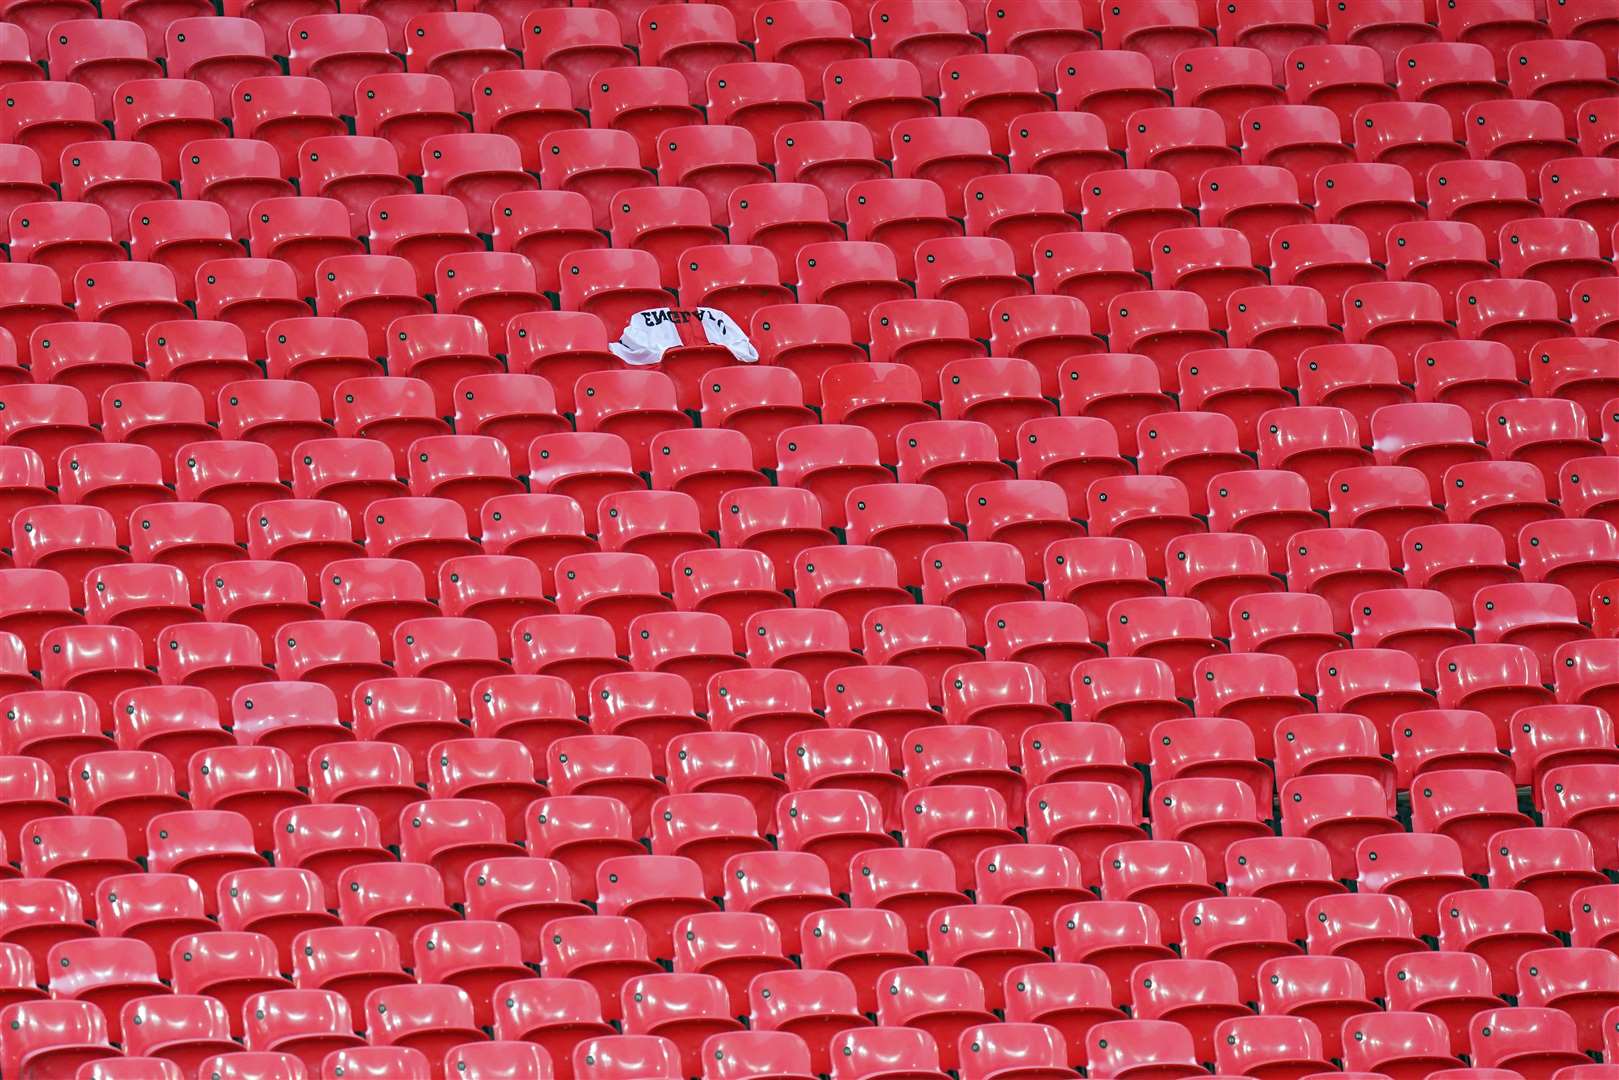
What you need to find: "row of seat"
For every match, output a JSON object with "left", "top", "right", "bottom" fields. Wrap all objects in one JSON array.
[
  {"left": 2, "top": 223, "right": 1614, "bottom": 405},
  {"left": 7, "top": 903, "right": 1619, "bottom": 1074},
  {"left": 1, "top": 490, "right": 1611, "bottom": 691},
  {"left": 7, "top": 78, "right": 1617, "bottom": 237},
  {"left": 21, "top": 995, "right": 1614, "bottom": 1080},
  {"left": 4, "top": 349, "right": 1616, "bottom": 500},
  {"left": 4, "top": 3, "right": 1614, "bottom": 124},
  {"left": 3, "top": 709, "right": 1613, "bottom": 888},
  {"left": 4, "top": 810, "right": 1619, "bottom": 1076},
  {"left": 10, "top": 0, "right": 1610, "bottom": 54},
  {"left": 6, "top": 173, "right": 1619, "bottom": 332}
]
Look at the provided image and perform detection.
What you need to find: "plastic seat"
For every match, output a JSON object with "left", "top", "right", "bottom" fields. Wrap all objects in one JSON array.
[
  {"left": 20, "top": 329, "right": 131, "bottom": 440},
  {"left": 237, "top": 987, "right": 366, "bottom": 1071},
  {"left": 859, "top": 970, "right": 996, "bottom": 1077},
  {"left": 1487, "top": 823, "right": 1606, "bottom": 943},
  {"left": 881, "top": 117, "right": 1003, "bottom": 222},
  {"left": 5, "top": 204, "right": 119, "bottom": 302},
  {"left": 286, "top": 145, "right": 407, "bottom": 256},
  {"left": 457, "top": 79, "right": 575, "bottom": 190},
  {"left": 1515, "top": 945, "right": 1619, "bottom": 1055},
  {"left": 215, "top": 867, "right": 338, "bottom": 972},
  {"left": 1392, "top": 705, "right": 1502, "bottom": 799},
  {"left": 723, "top": 184, "right": 841, "bottom": 294},
  {"left": 81, "top": 1056, "right": 189, "bottom": 1080},
  {"left": 518, "top": 131, "right": 637, "bottom": 233},
  {"left": 303, "top": 270, "right": 420, "bottom": 378},
  {"left": 1541, "top": 762, "right": 1619, "bottom": 870},
  {"left": 836, "top": 847, "right": 958, "bottom": 958},
  {"left": 517, "top": 5, "right": 635, "bottom": 109},
  {"left": 1388, "top": 39, "right": 1508, "bottom": 146},
  {"left": 1386, "top": 773, "right": 1513, "bottom": 884},
  {"left": 348, "top": 70, "right": 468, "bottom": 182},
  {"left": 1372, "top": 951, "right": 1499, "bottom": 1061},
  {"left": 66, "top": 269, "right": 191, "bottom": 381},
  {"left": 612, "top": 975, "right": 741, "bottom": 1080},
  {"left": 1488, "top": 397, "right": 1600, "bottom": 490},
  {"left": 287, "top": 923, "right": 411, "bottom": 1025},
  {"left": 1282, "top": 39, "right": 1394, "bottom": 134},
  {"left": 399, "top": 435, "right": 519, "bottom": 532},
  {"left": 284, "top": 12, "right": 403, "bottom": 119},
  {"left": 1023, "top": 777, "right": 1147, "bottom": 893},
  {"left": 828, "top": 1029, "right": 951, "bottom": 1080},
  {"left": 56, "top": 145, "right": 172, "bottom": 250},
  {"left": 360, "top": 200, "right": 480, "bottom": 312},
  {"left": 1084, "top": 843, "right": 1220, "bottom": 961},
  {"left": 1340, "top": 103, "right": 1470, "bottom": 207},
  {"left": 1348, "top": 583, "right": 1473, "bottom": 686},
  {"left": 1500, "top": 219, "right": 1615, "bottom": 322},
  {"left": 933, "top": 55, "right": 1047, "bottom": 160},
  {"left": 392, "top": 799, "right": 519, "bottom": 914},
  {"left": 180, "top": 739, "right": 304, "bottom": 855},
  {"left": 749, "top": 0, "right": 866, "bottom": 94},
  {"left": 0, "top": 83, "right": 109, "bottom": 190},
  {"left": 859, "top": 301, "right": 980, "bottom": 407},
  {"left": 1337, "top": 1010, "right": 1465, "bottom": 1078},
  {"left": 43, "top": 19, "right": 160, "bottom": 123},
  {"left": 569, "top": 1035, "right": 685, "bottom": 1080},
  {"left": 786, "top": 673, "right": 919, "bottom": 781},
  {"left": 1073, "top": 1017, "right": 1209, "bottom": 1080},
  {"left": 789, "top": 242, "right": 910, "bottom": 351},
  {"left": 0, "top": 430, "right": 48, "bottom": 548},
  {"left": 663, "top": 733, "right": 784, "bottom": 839},
  {"left": 0, "top": 999, "right": 119, "bottom": 1079},
  {"left": 1556, "top": 638, "right": 1619, "bottom": 721},
  {"left": 0, "top": 570, "right": 90, "bottom": 675},
  {"left": 0, "top": 379, "right": 109, "bottom": 492},
  {"left": 401, "top": 921, "right": 531, "bottom": 1035},
  {"left": 587, "top": 66, "right": 703, "bottom": 170},
  {"left": 1310, "top": 652, "right": 1432, "bottom": 752},
  {"left": 359, "top": 983, "right": 482, "bottom": 1080},
  {"left": 397, "top": 11, "right": 516, "bottom": 115},
  {"left": 579, "top": 669, "right": 701, "bottom": 769},
  {"left": 1405, "top": 346, "right": 1523, "bottom": 450},
  {"left": 216, "top": 77, "right": 344, "bottom": 184},
  {"left": 791, "top": 907, "right": 918, "bottom": 1019},
  {"left": 409, "top": 135, "right": 533, "bottom": 243},
  {"left": 699, "top": 64, "right": 817, "bottom": 178},
  {"left": 623, "top": 610, "right": 735, "bottom": 713},
  {"left": 65, "top": 745, "right": 190, "bottom": 858},
  {"left": 128, "top": 204, "right": 248, "bottom": 313},
  {"left": 814, "top": 42, "right": 924, "bottom": 127},
  {"left": 39, "top": 622, "right": 163, "bottom": 724},
  {"left": 1464, "top": 99, "right": 1579, "bottom": 202},
  {"left": 140, "top": 806, "right": 267, "bottom": 925},
  {"left": 320, "top": 705, "right": 442, "bottom": 823},
  {"left": 1515, "top": 518, "right": 1619, "bottom": 622},
  {"left": 1469, "top": 1007, "right": 1592, "bottom": 1080},
  {"left": 588, "top": 855, "right": 715, "bottom": 968},
  {"left": 739, "top": 311, "right": 859, "bottom": 413},
  {"left": 1440, "top": 464, "right": 1561, "bottom": 570},
  {"left": 953, "top": 1022, "right": 1076, "bottom": 1080},
  {"left": 501, "top": 617, "right": 620, "bottom": 724},
  {"left": 1364, "top": 402, "right": 1493, "bottom": 503},
  {"left": 1431, "top": 886, "right": 1558, "bottom": 1002},
  {"left": 1529, "top": 341, "right": 1619, "bottom": 442},
  {"left": 1122, "top": 105, "right": 1239, "bottom": 209},
  {"left": 539, "top": 732, "right": 669, "bottom": 843},
  {"left": 1268, "top": 225, "right": 1385, "bottom": 326},
  {"left": 486, "top": 982, "right": 613, "bottom": 1080}
]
